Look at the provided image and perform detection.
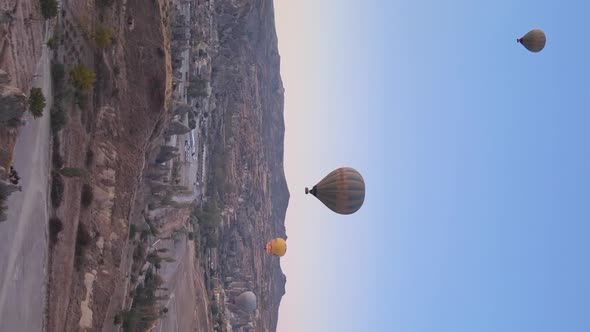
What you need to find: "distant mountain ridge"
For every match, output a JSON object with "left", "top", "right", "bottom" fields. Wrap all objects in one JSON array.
[{"left": 211, "top": 0, "right": 288, "bottom": 330}]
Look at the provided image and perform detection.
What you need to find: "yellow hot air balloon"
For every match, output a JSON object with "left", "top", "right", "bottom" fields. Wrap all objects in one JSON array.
[
  {"left": 265, "top": 238, "right": 287, "bottom": 257},
  {"left": 305, "top": 167, "right": 365, "bottom": 215},
  {"left": 517, "top": 29, "right": 546, "bottom": 53}
]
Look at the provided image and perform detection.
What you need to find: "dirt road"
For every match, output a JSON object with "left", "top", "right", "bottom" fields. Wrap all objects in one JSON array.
[
  {"left": 154, "top": 238, "right": 211, "bottom": 332},
  {"left": 0, "top": 24, "right": 52, "bottom": 331}
]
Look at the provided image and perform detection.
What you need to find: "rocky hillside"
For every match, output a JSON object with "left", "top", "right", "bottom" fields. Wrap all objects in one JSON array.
[{"left": 211, "top": 0, "right": 288, "bottom": 330}]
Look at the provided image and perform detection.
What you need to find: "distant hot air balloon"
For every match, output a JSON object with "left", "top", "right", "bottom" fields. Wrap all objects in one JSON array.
[
  {"left": 305, "top": 167, "right": 365, "bottom": 215},
  {"left": 265, "top": 238, "right": 287, "bottom": 257},
  {"left": 517, "top": 29, "right": 546, "bottom": 53},
  {"left": 234, "top": 291, "right": 257, "bottom": 313}
]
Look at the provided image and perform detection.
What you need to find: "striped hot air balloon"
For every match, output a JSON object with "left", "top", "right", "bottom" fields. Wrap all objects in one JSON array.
[
  {"left": 305, "top": 167, "right": 365, "bottom": 215},
  {"left": 518, "top": 29, "right": 546, "bottom": 53}
]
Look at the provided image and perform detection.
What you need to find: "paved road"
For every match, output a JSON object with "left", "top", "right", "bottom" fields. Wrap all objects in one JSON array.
[{"left": 0, "top": 24, "right": 52, "bottom": 331}]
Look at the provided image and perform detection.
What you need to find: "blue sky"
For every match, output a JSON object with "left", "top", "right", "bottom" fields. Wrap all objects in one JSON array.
[{"left": 275, "top": 0, "right": 590, "bottom": 331}]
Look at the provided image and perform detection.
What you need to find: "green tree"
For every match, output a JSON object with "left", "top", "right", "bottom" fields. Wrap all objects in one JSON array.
[
  {"left": 94, "top": 25, "right": 114, "bottom": 48},
  {"left": 47, "top": 37, "right": 58, "bottom": 50},
  {"left": 70, "top": 64, "right": 96, "bottom": 91},
  {"left": 40, "top": 0, "right": 58, "bottom": 19},
  {"left": 28, "top": 87, "right": 46, "bottom": 118}
]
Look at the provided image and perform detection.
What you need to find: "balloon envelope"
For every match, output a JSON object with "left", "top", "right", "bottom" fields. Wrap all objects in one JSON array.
[
  {"left": 265, "top": 238, "right": 287, "bottom": 257},
  {"left": 518, "top": 29, "right": 546, "bottom": 53},
  {"left": 235, "top": 291, "right": 257, "bottom": 313},
  {"left": 305, "top": 167, "right": 365, "bottom": 215}
]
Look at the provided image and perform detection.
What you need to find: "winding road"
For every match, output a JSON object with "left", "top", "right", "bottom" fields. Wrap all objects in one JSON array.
[{"left": 0, "top": 24, "right": 52, "bottom": 331}]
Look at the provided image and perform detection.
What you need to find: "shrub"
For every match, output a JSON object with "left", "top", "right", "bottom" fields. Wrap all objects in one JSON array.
[
  {"left": 94, "top": 25, "right": 114, "bottom": 48},
  {"left": 52, "top": 151, "right": 63, "bottom": 169},
  {"left": 0, "top": 148, "right": 11, "bottom": 168},
  {"left": 140, "top": 229, "right": 150, "bottom": 241},
  {"left": 206, "top": 231, "right": 218, "bottom": 248},
  {"left": 129, "top": 224, "right": 137, "bottom": 239},
  {"left": 74, "top": 223, "right": 92, "bottom": 270},
  {"left": 113, "top": 312, "right": 122, "bottom": 325},
  {"left": 29, "top": 88, "right": 46, "bottom": 118},
  {"left": 210, "top": 304, "right": 219, "bottom": 315},
  {"left": 40, "top": 0, "right": 58, "bottom": 19},
  {"left": 4, "top": 118, "right": 24, "bottom": 128},
  {"left": 147, "top": 252, "right": 162, "bottom": 265},
  {"left": 51, "top": 62, "right": 65, "bottom": 87},
  {"left": 155, "top": 145, "right": 178, "bottom": 163},
  {"left": 76, "top": 223, "right": 91, "bottom": 247},
  {"left": 51, "top": 172, "right": 64, "bottom": 208},
  {"left": 85, "top": 149, "right": 94, "bottom": 167},
  {"left": 0, "top": 183, "right": 11, "bottom": 222},
  {"left": 121, "top": 309, "right": 138, "bottom": 331},
  {"left": 81, "top": 184, "right": 93, "bottom": 207},
  {"left": 187, "top": 78, "right": 208, "bottom": 98},
  {"left": 188, "top": 119, "right": 196, "bottom": 129},
  {"left": 70, "top": 64, "right": 96, "bottom": 91},
  {"left": 74, "top": 90, "right": 89, "bottom": 109},
  {"left": 59, "top": 167, "right": 85, "bottom": 178},
  {"left": 50, "top": 107, "right": 68, "bottom": 133},
  {"left": 223, "top": 182, "right": 235, "bottom": 195},
  {"left": 0, "top": 200, "right": 7, "bottom": 223},
  {"left": 49, "top": 217, "right": 63, "bottom": 243},
  {"left": 47, "top": 37, "right": 58, "bottom": 50},
  {"left": 194, "top": 200, "right": 221, "bottom": 229},
  {"left": 98, "top": 0, "right": 115, "bottom": 7},
  {"left": 132, "top": 243, "right": 146, "bottom": 261}
]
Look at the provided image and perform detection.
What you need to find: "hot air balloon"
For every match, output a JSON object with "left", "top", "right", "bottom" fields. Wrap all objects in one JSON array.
[
  {"left": 235, "top": 291, "right": 257, "bottom": 313},
  {"left": 265, "top": 238, "right": 287, "bottom": 257},
  {"left": 517, "top": 29, "right": 546, "bottom": 53},
  {"left": 305, "top": 167, "right": 365, "bottom": 215}
]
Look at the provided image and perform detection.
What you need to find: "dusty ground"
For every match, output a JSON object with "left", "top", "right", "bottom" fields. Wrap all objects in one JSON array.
[
  {"left": 0, "top": 0, "right": 44, "bottom": 90},
  {"left": 0, "top": 25, "right": 52, "bottom": 331},
  {"left": 45, "top": 0, "right": 174, "bottom": 330},
  {"left": 0, "top": 0, "right": 46, "bottom": 166}
]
